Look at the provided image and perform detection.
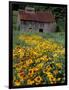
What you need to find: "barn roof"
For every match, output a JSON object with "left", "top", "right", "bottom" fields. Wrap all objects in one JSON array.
[{"left": 19, "top": 10, "right": 55, "bottom": 23}]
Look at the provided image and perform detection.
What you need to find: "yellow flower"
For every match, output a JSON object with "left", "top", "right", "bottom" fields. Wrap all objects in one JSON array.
[
  {"left": 28, "top": 69, "right": 34, "bottom": 77},
  {"left": 46, "top": 72, "right": 56, "bottom": 83},
  {"left": 53, "top": 53, "right": 58, "bottom": 57},
  {"left": 46, "top": 72, "right": 53, "bottom": 78},
  {"left": 27, "top": 79, "right": 34, "bottom": 85},
  {"left": 48, "top": 57, "right": 52, "bottom": 60},
  {"left": 18, "top": 74, "right": 26, "bottom": 80},
  {"left": 13, "top": 33, "right": 65, "bottom": 86},
  {"left": 34, "top": 76, "right": 42, "bottom": 83},
  {"left": 43, "top": 66, "right": 52, "bottom": 73},
  {"left": 36, "top": 63, "right": 44, "bottom": 69},
  {"left": 49, "top": 77, "right": 56, "bottom": 84},
  {"left": 57, "top": 78, "right": 61, "bottom": 81},
  {"left": 35, "top": 59, "right": 41, "bottom": 63},
  {"left": 21, "top": 62, "right": 29, "bottom": 68},
  {"left": 56, "top": 63, "right": 62, "bottom": 69},
  {"left": 26, "top": 59, "right": 33, "bottom": 66},
  {"left": 13, "top": 46, "right": 25, "bottom": 59},
  {"left": 19, "top": 50, "right": 24, "bottom": 58},
  {"left": 14, "top": 80, "right": 21, "bottom": 86},
  {"left": 40, "top": 55, "right": 48, "bottom": 62},
  {"left": 53, "top": 70, "right": 58, "bottom": 75},
  {"left": 33, "top": 67, "right": 39, "bottom": 73},
  {"left": 14, "top": 63, "right": 22, "bottom": 71},
  {"left": 18, "top": 70, "right": 26, "bottom": 80}
]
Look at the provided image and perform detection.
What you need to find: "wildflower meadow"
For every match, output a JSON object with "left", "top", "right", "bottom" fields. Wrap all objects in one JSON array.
[{"left": 13, "top": 32, "right": 65, "bottom": 86}]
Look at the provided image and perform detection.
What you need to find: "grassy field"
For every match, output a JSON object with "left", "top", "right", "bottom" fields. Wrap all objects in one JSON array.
[
  {"left": 12, "top": 11, "right": 65, "bottom": 86},
  {"left": 13, "top": 30, "right": 65, "bottom": 48}
]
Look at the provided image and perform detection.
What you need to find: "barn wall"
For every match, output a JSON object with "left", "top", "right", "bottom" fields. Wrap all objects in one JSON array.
[
  {"left": 20, "top": 20, "right": 56, "bottom": 33},
  {"left": 44, "top": 22, "right": 56, "bottom": 32},
  {"left": 20, "top": 21, "right": 39, "bottom": 32}
]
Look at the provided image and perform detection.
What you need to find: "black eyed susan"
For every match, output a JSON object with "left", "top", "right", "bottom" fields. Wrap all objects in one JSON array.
[
  {"left": 34, "top": 76, "right": 42, "bottom": 83},
  {"left": 13, "top": 33, "right": 65, "bottom": 86},
  {"left": 18, "top": 69, "right": 27, "bottom": 80},
  {"left": 33, "top": 67, "right": 39, "bottom": 73},
  {"left": 28, "top": 68, "right": 34, "bottom": 77},
  {"left": 43, "top": 66, "right": 52, "bottom": 74}
]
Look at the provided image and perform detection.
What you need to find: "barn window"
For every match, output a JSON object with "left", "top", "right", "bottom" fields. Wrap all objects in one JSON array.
[{"left": 39, "top": 29, "right": 43, "bottom": 32}]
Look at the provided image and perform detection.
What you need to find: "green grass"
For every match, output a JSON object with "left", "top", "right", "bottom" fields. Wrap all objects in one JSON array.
[{"left": 13, "top": 30, "right": 65, "bottom": 48}]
